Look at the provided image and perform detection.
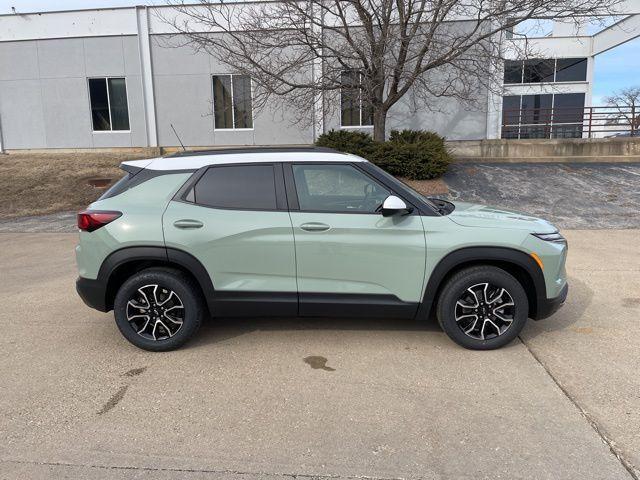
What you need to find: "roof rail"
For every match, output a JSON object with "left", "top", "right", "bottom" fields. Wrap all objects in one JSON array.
[{"left": 165, "top": 146, "right": 337, "bottom": 158}]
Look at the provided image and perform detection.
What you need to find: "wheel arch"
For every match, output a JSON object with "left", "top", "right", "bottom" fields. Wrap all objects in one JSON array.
[
  {"left": 99, "top": 246, "right": 215, "bottom": 315},
  {"left": 416, "top": 246, "right": 545, "bottom": 321}
]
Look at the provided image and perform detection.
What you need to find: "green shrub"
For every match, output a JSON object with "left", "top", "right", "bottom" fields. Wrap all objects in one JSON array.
[
  {"left": 315, "top": 128, "right": 451, "bottom": 180},
  {"left": 388, "top": 129, "right": 444, "bottom": 145},
  {"left": 370, "top": 141, "right": 449, "bottom": 180},
  {"left": 315, "top": 129, "right": 377, "bottom": 158}
]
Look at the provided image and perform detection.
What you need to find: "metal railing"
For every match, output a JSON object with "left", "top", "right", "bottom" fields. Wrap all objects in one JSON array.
[{"left": 501, "top": 105, "right": 638, "bottom": 139}]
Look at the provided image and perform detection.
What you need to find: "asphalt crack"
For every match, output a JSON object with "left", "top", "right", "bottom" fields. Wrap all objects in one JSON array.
[
  {"left": 519, "top": 336, "right": 639, "bottom": 480},
  {"left": 2, "top": 459, "right": 408, "bottom": 480}
]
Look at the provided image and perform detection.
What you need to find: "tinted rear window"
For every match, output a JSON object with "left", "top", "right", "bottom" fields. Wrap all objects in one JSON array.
[
  {"left": 99, "top": 172, "right": 132, "bottom": 200},
  {"left": 193, "top": 165, "right": 277, "bottom": 210}
]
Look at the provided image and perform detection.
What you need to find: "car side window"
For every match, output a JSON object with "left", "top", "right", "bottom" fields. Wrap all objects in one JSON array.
[
  {"left": 292, "top": 164, "right": 390, "bottom": 213},
  {"left": 193, "top": 164, "right": 277, "bottom": 210}
]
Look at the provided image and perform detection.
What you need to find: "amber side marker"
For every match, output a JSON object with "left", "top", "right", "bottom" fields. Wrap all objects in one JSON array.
[{"left": 530, "top": 252, "right": 544, "bottom": 270}]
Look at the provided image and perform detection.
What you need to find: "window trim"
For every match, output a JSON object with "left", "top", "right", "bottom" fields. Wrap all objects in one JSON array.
[
  {"left": 503, "top": 57, "right": 588, "bottom": 85},
  {"left": 339, "top": 70, "right": 374, "bottom": 129},
  {"left": 283, "top": 161, "right": 415, "bottom": 215},
  {"left": 87, "top": 76, "right": 131, "bottom": 133},
  {"left": 211, "top": 74, "right": 255, "bottom": 131},
  {"left": 175, "top": 163, "right": 286, "bottom": 212}
]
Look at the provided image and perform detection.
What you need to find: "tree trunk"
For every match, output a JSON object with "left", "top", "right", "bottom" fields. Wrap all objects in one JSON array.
[{"left": 373, "top": 108, "right": 387, "bottom": 142}]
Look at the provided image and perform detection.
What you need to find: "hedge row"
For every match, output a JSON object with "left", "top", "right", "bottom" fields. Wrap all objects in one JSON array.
[{"left": 315, "top": 129, "right": 451, "bottom": 180}]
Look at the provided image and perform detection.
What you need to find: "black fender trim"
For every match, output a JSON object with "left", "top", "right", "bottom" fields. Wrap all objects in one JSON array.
[
  {"left": 90, "top": 246, "right": 216, "bottom": 314},
  {"left": 415, "top": 246, "right": 546, "bottom": 321},
  {"left": 166, "top": 247, "right": 216, "bottom": 314}
]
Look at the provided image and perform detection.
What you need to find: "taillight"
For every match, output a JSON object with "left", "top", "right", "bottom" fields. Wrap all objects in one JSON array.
[{"left": 77, "top": 210, "right": 122, "bottom": 232}]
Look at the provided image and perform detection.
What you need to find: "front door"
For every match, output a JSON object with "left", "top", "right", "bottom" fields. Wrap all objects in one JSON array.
[
  {"left": 286, "top": 162, "right": 426, "bottom": 318},
  {"left": 163, "top": 163, "right": 297, "bottom": 316}
]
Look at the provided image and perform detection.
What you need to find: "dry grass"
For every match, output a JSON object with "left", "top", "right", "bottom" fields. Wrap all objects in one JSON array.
[
  {"left": 400, "top": 177, "right": 450, "bottom": 196},
  {"left": 0, "top": 152, "right": 152, "bottom": 219},
  {"left": 0, "top": 152, "right": 451, "bottom": 220}
]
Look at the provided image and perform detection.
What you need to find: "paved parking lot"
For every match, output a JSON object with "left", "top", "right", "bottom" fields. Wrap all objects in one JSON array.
[{"left": 0, "top": 231, "right": 638, "bottom": 480}]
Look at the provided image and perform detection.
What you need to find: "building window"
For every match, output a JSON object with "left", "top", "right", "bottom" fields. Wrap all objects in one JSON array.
[
  {"left": 555, "top": 58, "right": 588, "bottom": 82},
  {"left": 212, "top": 75, "right": 253, "bottom": 129},
  {"left": 503, "top": 58, "right": 587, "bottom": 84},
  {"left": 522, "top": 59, "right": 555, "bottom": 83},
  {"left": 503, "top": 60, "right": 523, "bottom": 83},
  {"left": 88, "top": 78, "right": 130, "bottom": 131},
  {"left": 341, "top": 70, "right": 373, "bottom": 127},
  {"left": 501, "top": 93, "right": 585, "bottom": 139}
]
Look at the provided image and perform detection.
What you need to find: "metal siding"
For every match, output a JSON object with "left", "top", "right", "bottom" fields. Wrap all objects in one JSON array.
[
  {"left": 83, "top": 36, "right": 126, "bottom": 77},
  {"left": 0, "top": 36, "right": 147, "bottom": 148},
  {"left": 41, "top": 77, "right": 93, "bottom": 148},
  {"left": 153, "top": 74, "right": 214, "bottom": 146},
  {"left": 36, "top": 38, "right": 85, "bottom": 79},
  {"left": 0, "top": 79, "right": 46, "bottom": 148},
  {"left": 122, "top": 35, "right": 142, "bottom": 76},
  {"left": 0, "top": 41, "right": 39, "bottom": 81},
  {"left": 151, "top": 36, "right": 212, "bottom": 76},
  {"left": 125, "top": 75, "right": 148, "bottom": 147}
]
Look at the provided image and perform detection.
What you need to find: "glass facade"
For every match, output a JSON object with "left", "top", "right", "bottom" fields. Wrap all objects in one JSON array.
[
  {"left": 501, "top": 93, "right": 585, "bottom": 139},
  {"left": 503, "top": 58, "right": 587, "bottom": 84}
]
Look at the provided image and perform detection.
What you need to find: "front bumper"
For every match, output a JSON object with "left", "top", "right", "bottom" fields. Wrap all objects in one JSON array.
[
  {"left": 76, "top": 277, "right": 109, "bottom": 312},
  {"left": 533, "top": 283, "right": 568, "bottom": 320}
]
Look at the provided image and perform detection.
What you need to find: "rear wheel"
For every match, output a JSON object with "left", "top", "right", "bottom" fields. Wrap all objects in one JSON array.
[
  {"left": 436, "top": 266, "right": 528, "bottom": 350},
  {"left": 113, "top": 268, "right": 204, "bottom": 351}
]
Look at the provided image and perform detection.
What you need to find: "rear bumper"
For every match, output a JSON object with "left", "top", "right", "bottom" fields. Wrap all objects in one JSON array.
[
  {"left": 76, "top": 277, "right": 109, "bottom": 312},
  {"left": 533, "top": 283, "right": 568, "bottom": 320}
]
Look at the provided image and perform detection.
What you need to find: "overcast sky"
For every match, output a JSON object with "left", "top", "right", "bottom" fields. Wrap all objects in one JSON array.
[{"left": 1, "top": 0, "right": 637, "bottom": 105}]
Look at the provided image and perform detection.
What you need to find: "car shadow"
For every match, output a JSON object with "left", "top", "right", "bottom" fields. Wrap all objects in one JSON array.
[{"left": 186, "top": 314, "right": 442, "bottom": 349}]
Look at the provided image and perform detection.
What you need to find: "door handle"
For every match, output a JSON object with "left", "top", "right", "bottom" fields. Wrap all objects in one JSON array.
[
  {"left": 300, "top": 222, "right": 330, "bottom": 232},
  {"left": 173, "top": 219, "right": 204, "bottom": 229}
]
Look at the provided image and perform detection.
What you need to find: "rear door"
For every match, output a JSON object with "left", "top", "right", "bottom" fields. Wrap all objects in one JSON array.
[
  {"left": 285, "top": 162, "right": 426, "bottom": 317},
  {"left": 163, "top": 163, "right": 297, "bottom": 316}
]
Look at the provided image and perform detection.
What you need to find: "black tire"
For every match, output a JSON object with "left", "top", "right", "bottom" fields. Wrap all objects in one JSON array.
[
  {"left": 113, "top": 267, "right": 204, "bottom": 351},
  {"left": 436, "top": 266, "right": 528, "bottom": 350}
]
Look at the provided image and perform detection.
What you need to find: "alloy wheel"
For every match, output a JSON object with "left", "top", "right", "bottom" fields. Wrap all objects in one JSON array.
[
  {"left": 126, "top": 284, "right": 184, "bottom": 341},
  {"left": 454, "top": 282, "right": 515, "bottom": 340}
]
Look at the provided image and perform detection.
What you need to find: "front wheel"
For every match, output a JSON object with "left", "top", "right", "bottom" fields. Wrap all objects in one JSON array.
[
  {"left": 113, "top": 268, "right": 204, "bottom": 351},
  {"left": 436, "top": 266, "right": 529, "bottom": 350}
]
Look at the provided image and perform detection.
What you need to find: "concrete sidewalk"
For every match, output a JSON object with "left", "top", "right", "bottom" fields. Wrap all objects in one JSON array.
[{"left": 0, "top": 232, "right": 638, "bottom": 480}]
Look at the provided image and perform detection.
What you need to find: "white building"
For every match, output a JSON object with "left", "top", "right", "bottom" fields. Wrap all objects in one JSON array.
[{"left": 0, "top": 4, "right": 638, "bottom": 150}]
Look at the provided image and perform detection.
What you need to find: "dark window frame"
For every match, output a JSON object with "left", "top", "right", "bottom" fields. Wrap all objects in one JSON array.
[
  {"left": 340, "top": 70, "right": 374, "bottom": 128},
  {"left": 212, "top": 74, "right": 254, "bottom": 130},
  {"left": 87, "top": 76, "right": 131, "bottom": 132}
]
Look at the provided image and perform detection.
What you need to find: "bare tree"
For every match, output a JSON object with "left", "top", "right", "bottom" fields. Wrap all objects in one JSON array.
[
  {"left": 162, "top": 0, "right": 621, "bottom": 141},
  {"left": 604, "top": 86, "right": 640, "bottom": 136}
]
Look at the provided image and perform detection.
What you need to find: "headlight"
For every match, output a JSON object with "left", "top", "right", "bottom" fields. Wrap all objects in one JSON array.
[{"left": 532, "top": 232, "right": 566, "bottom": 243}]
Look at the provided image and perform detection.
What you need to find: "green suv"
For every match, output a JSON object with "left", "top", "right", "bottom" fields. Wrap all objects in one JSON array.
[{"left": 76, "top": 147, "right": 568, "bottom": 351}]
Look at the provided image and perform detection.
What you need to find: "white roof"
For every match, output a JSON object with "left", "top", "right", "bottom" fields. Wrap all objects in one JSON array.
[{"left": 122, "top": 151, "right": 367, "bottom": 171}]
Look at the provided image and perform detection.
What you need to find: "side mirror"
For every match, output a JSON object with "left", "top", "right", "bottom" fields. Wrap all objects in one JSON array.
[{"left": 380, "top": 195, "right": 410, "bottom": 217}]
